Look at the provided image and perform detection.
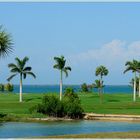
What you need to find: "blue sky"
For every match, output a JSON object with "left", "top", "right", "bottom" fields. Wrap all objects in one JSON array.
[{"left": 0, "top": 2, "right": 140, "bottom": 85}]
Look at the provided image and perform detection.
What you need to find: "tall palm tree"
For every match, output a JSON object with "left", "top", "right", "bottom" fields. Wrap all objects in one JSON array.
[
  {"left": 0, "top": 25, "right": 13, "bottom": 57},
  {"left": 124, "top": 59, "right": 139, "bottom": 102},
  {"left": 95, "top": 65, "right": 109, "bottom": 94},
  {"left": 7, "top": 57, "right": 36, "bottom": 102},
  {"left": 53, "top": 55, "right": 71, "bottom": 101}
]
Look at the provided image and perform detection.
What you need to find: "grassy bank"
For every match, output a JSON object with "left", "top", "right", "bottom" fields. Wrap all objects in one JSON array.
[
  {"left": 0, "top": 92, "right": 140, "bottom": 119},
  {"left": 46, "top": 131, "right": 140, "bottom": 138}
]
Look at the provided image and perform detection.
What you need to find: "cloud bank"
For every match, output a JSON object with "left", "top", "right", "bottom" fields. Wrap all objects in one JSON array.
[{"left": 69, "top": 39, "right": 140, "bottom": 68}]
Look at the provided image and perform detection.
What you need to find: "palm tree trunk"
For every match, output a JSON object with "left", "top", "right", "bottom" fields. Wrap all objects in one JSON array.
[
  {"left": 139, "top": 73, "right": 140, "bottom": 97},
  {"left": 60, "top": 70, "right": 63, "bottom": 101},
  {"left": 100, "top": 75, "right": 103, "bottom": 102},
  {"left": 19, "top": 74, "right": 22, "bottom": 102},
  {"left": 134, "top": 72, "right": 136, "bottom": 102}
]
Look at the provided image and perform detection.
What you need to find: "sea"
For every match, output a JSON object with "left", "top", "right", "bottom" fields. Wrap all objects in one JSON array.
[{"left": 11, "top": 85, "right": 133, "bottom": 94}]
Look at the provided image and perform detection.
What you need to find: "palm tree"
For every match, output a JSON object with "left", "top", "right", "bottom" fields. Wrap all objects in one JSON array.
[
  {"left": 124, "top": 59, "right": 139, "bottom": 102},
  {"left": 130, "top": 77, "right": 139, "bottom": 95},
  {"left": 135, "top": 61, "right": 140, "bottom": 97},
  {"left": 0, "top": 25, "right": 13, "bottom": 57},
  {"left": 53, "top": 55, "right": 71, "bottom": 101},
  {"left": 7, "top": 57, "right": 36, "bottom": 102},
  {"left": 95, "top": 65, "right": 109, "bottom": 94},
  {"left": 93, "top": 79, "right": 104, "bottom": 103}
]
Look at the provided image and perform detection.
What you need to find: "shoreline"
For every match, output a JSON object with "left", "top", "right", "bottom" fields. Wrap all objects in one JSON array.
[
  {"left": 84, "top": 113, "right": 140, "bottom": 122},
  {"left": 10, "top": 113, "right": 140, "bottom": 123},
  {"left": 30, "top": 113, "right": 140, "bottom": 122}
]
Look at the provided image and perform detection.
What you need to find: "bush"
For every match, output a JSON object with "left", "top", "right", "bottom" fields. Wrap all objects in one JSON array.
[
  {"left": 64, "top": 87, "right": 78, "bottom": 99},
  {"left": 63, "top": 96, "right": 83, "bottom": 119},
  {"left": 4, "top": 83, "right": 14, "bottom": 92},
  {"left": 32, "top": 95, "right": 63, "bottom": 117},
  {"left": 0, "top": 84, "right": 4, "bottom": 91},
  {"left": 81, "top": 83, "right": 89, "bottom": 92},
  {"left": 30, "top": 93, "right": 84, "bottom": 119}
]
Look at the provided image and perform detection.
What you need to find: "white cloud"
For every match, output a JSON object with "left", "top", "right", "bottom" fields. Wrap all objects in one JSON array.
[{"left": 69, "top": 39, "right": 140, "bottom": 68}]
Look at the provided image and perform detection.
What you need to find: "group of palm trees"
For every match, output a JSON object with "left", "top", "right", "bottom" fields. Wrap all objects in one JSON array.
[
  {"left": 93, "top": 65, "right": 109, "bottom": 102},
  {"left": 0, "top": 25, "right": 72, "bottom": 102},
  {"left": 124, "top": 59, "right": 140, "bottom": 102},
  {"left": 1, "top": 25, "right": 140, "bottom": 103}
]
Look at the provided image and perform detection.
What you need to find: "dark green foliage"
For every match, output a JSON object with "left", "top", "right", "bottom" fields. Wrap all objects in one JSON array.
[
  {"left": 7, "top": 56, "right": 36, "bottom": 82},
  {"left": 64, "top": 87, "right": 74, "bottom": 94},
  {"left": 64, "top": 87, "right": 78, "bottom": 99},
  {"left": 0, "top": 113, "right": 7, "bottom": 118},
  {"left": 0, "top": 84, "right": 4, "bottom": 91},
  {"left": 30, "top": 93, "right": 84, "bottom": 119},
  {"left": 53, "top": 55, "right": 71, "bottom": 77},
  {"left": 0, "top": 25, "right": 13, "bottom": 58},
  {"left": 81, "top": 83, "right": 89, "bottom": 92},
  {"left": 31, "top": 95, "right": 63, "bottom": 117},
  {"left": 63, "top": 94, "right": 83, "bottom": 119},
  {"left": 4, "top": 83, "right": 14, "bottom": 92}
]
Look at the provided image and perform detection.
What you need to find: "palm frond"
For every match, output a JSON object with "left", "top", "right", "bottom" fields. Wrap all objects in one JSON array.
[
  {"left": 8, "top": 63, "right": 17, "bottom": 69},
  {"left": 23, "top": 73, "right": 26, "bottom": 79},
  {"left": 54, "top": 55, "right": 66, "bottom": 69},
  {"left": 65, "top": 66, "right": 71, "bottom": 71},
  {"left": 10, "top": 67, "right": 20, "bottom": 73},
  {"left": 124, "top": 67, "right": 132, "bottom": 74},
  {"left": 0, "top": 26, "right": 13, "bottom": 58},
  {"left": 23, "top": 66, "right": 32, "bottom": 71},
  {"left": 26, "top": 72, "right": 36, "bottom": 79},
  {"left": 15, "top": 57, "right": 22, "bottom": 68},
  {"left": 95, "top": 65, "right": 109, "bottom": 76},
  {"left": 53, "top": 64, "right": 60, "bottom": 69},
  {"left": 7, "top": 74, "right": 17, "bottom": 81},
  {"left": 22, "top": 57, "right": 29, "bottom": 68},
  {"left": 63, "top": 69, "right": 68, "bottom": 77}
]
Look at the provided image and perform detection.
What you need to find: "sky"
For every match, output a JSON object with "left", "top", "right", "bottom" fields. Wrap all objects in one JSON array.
[{"left": 0, "top": 2, "right": 140, "bottom": 85}]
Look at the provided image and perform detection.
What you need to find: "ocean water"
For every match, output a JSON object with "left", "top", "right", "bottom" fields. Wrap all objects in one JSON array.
[{"left": 11, "top": 85, "right": 133, "bottom": 94}]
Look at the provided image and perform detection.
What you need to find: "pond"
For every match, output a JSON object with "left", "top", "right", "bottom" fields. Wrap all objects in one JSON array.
[{"left": 1, "top": 120, "right": 140, "bottom": 138}]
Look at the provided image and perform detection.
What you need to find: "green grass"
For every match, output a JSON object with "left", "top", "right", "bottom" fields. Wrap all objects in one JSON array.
[
  {"left": 0, "top": 92, "right": 140, "bottom": 118},
  {"left": 45, "top": 131, "right": 140, "bottom": 138},
  {"left": 79, "top": 92, "right": 140, "bottom": 115}
]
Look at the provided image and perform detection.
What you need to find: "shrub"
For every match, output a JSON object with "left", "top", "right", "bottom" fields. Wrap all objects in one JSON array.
[
  {"left": 0, "top": 84, "right": 4, "bottom": 92},
  {"left": 4, "top": 83, "right": 14, "bottom": 92},
  {"left": 81, "top": 83, "right": 89, "bottom": 92},
  {"left": 0, "top": 113, "right": 7, "bottom": 118},
  {"left": 30, "top": 93, "right": 84, "bottom": 119},
  {"left": 33, "top": 95, "right": 63, "bottom": 117},
  {"left": 64, "top": 87, "right": 78, "bottom": 99},
  {"left": 63, "top": 97, "right": 83, "bottom": 119}
]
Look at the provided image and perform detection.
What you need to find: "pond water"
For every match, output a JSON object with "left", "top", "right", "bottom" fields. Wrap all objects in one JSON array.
[{"left": 0, "top": 120, "right": 140, "bottom": 138}]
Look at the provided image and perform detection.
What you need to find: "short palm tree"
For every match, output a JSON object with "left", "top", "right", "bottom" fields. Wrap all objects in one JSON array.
[
  {"left": 7, "top": 57, "right": 36, "bottom": 102},
  {"left": 130, "top": 77, "right": 139, "bottom": 94},
  {"left": 0, "top": 25, "right": 13, "bottom": 57},
  {"left": 93, "top": 79, "right": 104, "bottom": 103},
  {"left": 135, "top": 61, "right": 140, "bottom": 97},
  {"left": 95, "top": 65, "right": 108, "bottom": 94},
  {"left": 124, "top": 59, "right": 139, "bottom": 102},
  {"left": 53, "top": 55, "right": 71, "bottom": 101}
]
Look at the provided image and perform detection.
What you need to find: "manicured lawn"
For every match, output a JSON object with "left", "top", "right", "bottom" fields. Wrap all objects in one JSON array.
[
  {"left": 0, "top": 92, "right": 140, "bottom": 117},
  {"left": 79, "top": 92, "right": 140, "bottom": 114}
]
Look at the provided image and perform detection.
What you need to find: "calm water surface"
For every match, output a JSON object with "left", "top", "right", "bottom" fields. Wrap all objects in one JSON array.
[
  {"left": 1, "top": 120, "right": 140, "bottom": 138},
  {"left": 12, "top": 85, "right": 133, "bottom": 94}
]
